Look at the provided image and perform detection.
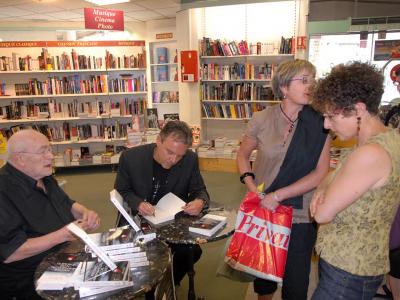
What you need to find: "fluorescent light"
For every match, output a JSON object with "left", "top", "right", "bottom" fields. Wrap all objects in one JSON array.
[{"left": 84, "top": 0, "right": 130, "bottom": 5}]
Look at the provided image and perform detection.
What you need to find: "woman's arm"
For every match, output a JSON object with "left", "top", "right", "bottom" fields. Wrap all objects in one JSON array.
[
  {"left": 236, "top": 135, "right": 258, "bottom": 193},
  {"left": 313, "top": 143, "right": 392, "bottom": 223}
]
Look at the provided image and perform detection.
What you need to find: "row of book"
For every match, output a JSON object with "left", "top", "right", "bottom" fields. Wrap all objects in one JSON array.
[
  {"left": 108, "top": 74, "right": 146, "bottom": 93},
  {"left": 199, "top": 37, "right": 294, "bottom": 56},
  {"left": 105, "top": 50, "right": 146, "bottom": 69},
  {"left": 0, "top": 121, "right": 132, "bottom": 142},
  {"left": 8, "top": 74, "right": 147, "bottom": 96},
  {"left": 200, "top": 63, "right": 275, "bottom": 81},
  {"left": 202, "top": 102, "right": 266, "bottom": 119},
  {"left": 152, "top": 91, "right": 179, "bottom": 103},
  {"left": 0, "top": 48, "right": 146, "bottom": 72},
  {"left": 0, "top": 98, "right": 147, "bottom": 120},
  {"left": 154, "top": 65, "right": 178, "bottom": 82},
  {"left": 201, "top": 83, "right": 276, "bottom": 101}
]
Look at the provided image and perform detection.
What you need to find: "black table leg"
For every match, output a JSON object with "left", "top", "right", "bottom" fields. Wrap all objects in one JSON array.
[{"left": 187, "top": 245, "right": 196, "bottom": 300}]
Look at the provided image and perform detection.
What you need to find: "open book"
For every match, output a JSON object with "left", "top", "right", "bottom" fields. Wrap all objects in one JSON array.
[
  {"left": 189, "top": 214, "right": 227, "bottom": 237},
  {"left": 110, "top": 190, "right": 156, "bottom": 242},
  {"left": 142, "top": 192, "right": 186, "bottom": 225}
]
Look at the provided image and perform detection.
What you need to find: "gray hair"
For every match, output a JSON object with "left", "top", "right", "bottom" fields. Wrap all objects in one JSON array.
[
  {"left": 7, "top": 129, "right": 46, "bottom": 161},
  {"left": 160, "top": 121, "right": 193, "bottom": 146},
  {"left": 271, "top": 59, "right": 316, "bottom": 99}
]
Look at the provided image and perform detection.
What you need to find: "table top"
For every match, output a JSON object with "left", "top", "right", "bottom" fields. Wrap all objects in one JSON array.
[
  {"left": 153, "top": 208, "right": 237, "bottom": 245},
  {"left": 35, "top": 238, "right": 171, "bottom": 300}
]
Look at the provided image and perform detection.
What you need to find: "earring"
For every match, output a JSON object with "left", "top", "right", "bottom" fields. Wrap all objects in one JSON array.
[
  {"left": 356, "top": 116, "right": 361, "bottom": 145},
  {"left": 283, "top": 94, "right": 287, "bottom": 99}
]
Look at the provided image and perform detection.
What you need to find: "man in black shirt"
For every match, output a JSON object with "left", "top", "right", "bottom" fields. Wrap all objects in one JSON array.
[
  {"left": 0, "top": 129, "right": 100, "bottom": 300},
  {"left": 115, "top": 120, "right": 210, "bottom": 286}
]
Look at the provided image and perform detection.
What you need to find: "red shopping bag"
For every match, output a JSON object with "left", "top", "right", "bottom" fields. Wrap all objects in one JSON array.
[{"left": 225, "top": 192, "right": 293, "bottom": 282}]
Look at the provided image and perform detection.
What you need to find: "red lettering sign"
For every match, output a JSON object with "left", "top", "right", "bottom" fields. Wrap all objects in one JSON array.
[{"left": 84, "top": 7, "right": 124, "bottom": 31}]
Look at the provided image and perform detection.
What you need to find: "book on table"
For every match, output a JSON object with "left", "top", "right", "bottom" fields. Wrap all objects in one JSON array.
[
  {"left": 109, "top": 189, "right": 156, "bottom": 242},
  {"left": 189, "top": 214, "right": 227, "bottom": 237},
  {"left": 142, "top": 192, "right": 186, "bottom": 225}
]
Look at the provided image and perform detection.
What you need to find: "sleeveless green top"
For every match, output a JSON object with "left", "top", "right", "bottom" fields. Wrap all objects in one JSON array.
[{"left": 315, "top": 129, "right": 400, "bottom": 276}]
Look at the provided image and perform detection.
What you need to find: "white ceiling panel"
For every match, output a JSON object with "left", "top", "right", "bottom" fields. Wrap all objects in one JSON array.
[
  {"left": 47, "top": 11, "right": 83, "bottom": 19},
  {"left": 0, "top": 0, "right": 179, "bottom": 23},
  {"left": 0, "top": 6, "right": 34, "bottom": 17},
  {"left": 134, "top": 0, "right": 179, "bottom": 10},
  {"left": 14, "top": 3, "right": 62, "bottom": 13}
]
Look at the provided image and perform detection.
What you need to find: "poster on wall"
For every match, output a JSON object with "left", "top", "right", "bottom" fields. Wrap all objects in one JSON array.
[{"left": 374, "top": 40, "right": 400, "bottom": 61}]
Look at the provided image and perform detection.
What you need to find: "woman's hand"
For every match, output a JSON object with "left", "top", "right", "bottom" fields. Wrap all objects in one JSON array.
[
  {"left": 310, "top": 188, "right": 325, "bottom": 217},
  {"left": 260, "top": 193, "right": 279, "bottom": 212}
]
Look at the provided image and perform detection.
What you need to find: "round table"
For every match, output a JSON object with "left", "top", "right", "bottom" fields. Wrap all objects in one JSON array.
[
  {"left": 153, "top": 208, "right": 237, "bottom": 300},
  {"left": 35, "top": 238, "right": 171, "bottom": 299}
]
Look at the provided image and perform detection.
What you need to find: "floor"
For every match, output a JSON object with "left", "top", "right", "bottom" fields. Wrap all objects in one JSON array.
[{"left": 56, "top": 166, "right": 385, "bottom": 300}]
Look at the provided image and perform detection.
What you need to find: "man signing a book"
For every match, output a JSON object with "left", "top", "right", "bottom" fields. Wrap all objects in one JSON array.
[
  {"left": 115, "top": 120, "right": 210, "bottom": 286},
  {"left": 0, "top": 129, "right": 100, "bottom": 300}
]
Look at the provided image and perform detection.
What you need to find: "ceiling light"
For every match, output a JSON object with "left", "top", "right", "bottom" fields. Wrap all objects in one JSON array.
[{"left": 84, "top": 0, "right": 130, "bottom": 6}]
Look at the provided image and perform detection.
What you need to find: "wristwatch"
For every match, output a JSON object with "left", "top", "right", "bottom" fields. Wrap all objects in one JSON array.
[{"left": 240, "top": 172, "right": 255, "bottom": 184}]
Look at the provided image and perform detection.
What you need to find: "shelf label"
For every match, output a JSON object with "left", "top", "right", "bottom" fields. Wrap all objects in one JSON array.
[
  {"left": 0, "top": 41, "right": 145, "bottom": 48},
  {"left": 156, "top": 33, "right": 173, "bottom": 40},
  {"left": 84, "top": 7, "right": 124, "bottom": 31}
]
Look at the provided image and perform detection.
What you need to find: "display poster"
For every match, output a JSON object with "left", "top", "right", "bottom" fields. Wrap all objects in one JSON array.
[
  {"left": 374, "top": 40, "right": 400, "bottom": 61},
  {"left": 84, "top": 8, "right": 124, "bottom": 31}
]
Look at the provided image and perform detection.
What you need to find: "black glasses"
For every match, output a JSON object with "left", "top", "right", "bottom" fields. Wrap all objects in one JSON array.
[{"left": 290, "top": 75, "right": 315, "bottom": 85}]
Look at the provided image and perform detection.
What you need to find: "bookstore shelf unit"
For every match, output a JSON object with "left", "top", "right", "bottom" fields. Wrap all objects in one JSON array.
[
  {"left": 0, "top": 40, "right": 147, "bottom": 168},
  {"left": 199, "top": 39, "right": 294, "bottom": 141},
  {"left": 148, "top": 40, "right": 179, "bottom": 121}
]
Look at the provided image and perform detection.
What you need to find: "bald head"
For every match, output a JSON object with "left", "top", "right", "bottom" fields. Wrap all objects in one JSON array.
[
  {"left": 7, "top": 130, "right": 48, "bottom": 161},
  {"left": 7, "top": 130, "right": 54, "bottom": 180}
]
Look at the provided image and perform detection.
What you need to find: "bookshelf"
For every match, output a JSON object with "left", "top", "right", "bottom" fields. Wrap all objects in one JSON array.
[
  {"left": 148, "top": 40, "right": 179, "bottom": 122},
  {"left": 0, "top": 40, "right": 147, "bottom": 168},
  {"left": 199, "top": 38, "right": 294, "bottom": 142}
]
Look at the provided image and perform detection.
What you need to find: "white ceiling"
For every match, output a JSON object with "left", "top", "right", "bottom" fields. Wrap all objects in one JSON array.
[{"left": 0, "top": 0, "right": 181, "bottom": 22}]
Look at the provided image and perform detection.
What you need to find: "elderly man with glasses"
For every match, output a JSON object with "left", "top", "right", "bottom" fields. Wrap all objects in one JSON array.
[{"left": 0, "top": 129, "right": 100, "bottom": 300}]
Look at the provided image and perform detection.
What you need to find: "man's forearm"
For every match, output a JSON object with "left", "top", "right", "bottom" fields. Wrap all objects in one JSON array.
[
  {"left": 71, "top": 202, "right": 86, "bottom": 219},
  {"left": 4, "top": 227, "right": 70, "bottom": 263}
]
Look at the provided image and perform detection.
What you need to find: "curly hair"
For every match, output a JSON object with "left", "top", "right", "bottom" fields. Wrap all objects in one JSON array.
[
  {"left": 271, "top": 59, "right": 316, "bottom": 99},
  {"left": 311, "top": 61, "right": 384, "bottom": 116}
]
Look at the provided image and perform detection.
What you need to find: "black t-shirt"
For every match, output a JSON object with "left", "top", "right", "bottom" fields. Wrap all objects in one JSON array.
[
  {"left": 151, "top": 159, "right": 170, "bottom": 204},
  {"left": 0, "top": 163, "right": 75, "bottom": 284}
]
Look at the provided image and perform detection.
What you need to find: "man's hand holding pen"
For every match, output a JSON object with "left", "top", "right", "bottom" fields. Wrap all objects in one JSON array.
[{"left": 138, "top": 201, "right": 156, "bottom": 216}]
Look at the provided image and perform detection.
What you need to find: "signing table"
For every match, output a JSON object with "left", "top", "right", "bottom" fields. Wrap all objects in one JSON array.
[
  {"left": 35, "top": 238, "right": 172, "bottom": 300},
  {"left": 153, "top": 208, "right": 237, "bottom": 300}
]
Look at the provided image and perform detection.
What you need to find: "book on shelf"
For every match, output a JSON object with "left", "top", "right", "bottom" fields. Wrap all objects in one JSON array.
[
  {"left": 156, "top": 65, "right": 168, "bottom": 82},
  {"left": 189, "top": 214, "right": 227, "bottom": 236},
  {"left": 142, "top": 192, "right": 186, "bottom": 226},
  {"left": 156, "top": 47, "right": 168, "bottom": 64},
  {"left": 163, "top": 113, "right": 179, "bottom": 122},
  {"left": 146, "top": 108, "right": 159, "bottom": 129},
  {"left": 153, "top": 91, "right": 179, "bottom": 103}
]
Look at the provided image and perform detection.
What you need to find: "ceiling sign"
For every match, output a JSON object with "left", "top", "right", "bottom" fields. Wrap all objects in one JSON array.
[{"left": 84, "top": 7, "right": 124, "bottom": 31}]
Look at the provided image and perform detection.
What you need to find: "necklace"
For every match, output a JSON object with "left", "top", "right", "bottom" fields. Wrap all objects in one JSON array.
[{"left": 279, "top": 104, "right": 299, "bottom": 133}]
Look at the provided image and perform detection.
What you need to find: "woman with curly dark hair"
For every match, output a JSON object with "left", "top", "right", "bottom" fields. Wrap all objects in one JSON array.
[{"left": 309, "top": 61, "right": 400, "bottom": 300}]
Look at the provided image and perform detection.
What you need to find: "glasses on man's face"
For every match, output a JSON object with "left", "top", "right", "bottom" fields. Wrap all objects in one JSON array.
[
  {"left": 393, "top": 81, "right": 400, "bottom": 86},
  {"left": 17, "top": 145, "right": 53, "bottom": 156},
  {"left": 290, "top": 75, "right": 315, "bottom": 85}
]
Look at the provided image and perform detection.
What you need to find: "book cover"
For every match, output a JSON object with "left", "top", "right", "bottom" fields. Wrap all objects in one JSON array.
[
  {"left": 156, "top": 47, "right": 168, "bottom": 64},
  {"left": 142, "top": 192, "right": 186, "bottom": 226},
  {"left": 189, "top": 214, "right": 227, "bottom": 237},
  {"left": 156, "top": 65, "right": 168, "bottom": 82},
  {"left": 146, "top": 108, "right": 159, "bottom": 129},
  {"left": 163, "top": 113, "right": 179, "bottom": 122}
]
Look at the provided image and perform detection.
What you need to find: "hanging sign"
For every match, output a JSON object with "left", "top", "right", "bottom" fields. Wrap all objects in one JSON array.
[
  {"left": 374, "top": 40, "right": 400, "bottom": 61},
  {"left": 296, "top": 36, "right": 307, "bottom": 50},
  {"left": 156, "top": 33, "right": 173, "bottom": 40},
  {"left": 84, "top": 8, "right": 124, "bottom": 31}
]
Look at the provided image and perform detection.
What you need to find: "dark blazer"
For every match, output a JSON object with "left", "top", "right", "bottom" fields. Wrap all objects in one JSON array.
[{"left": 114, "top": 143, "right": 210, "bottom": 214}]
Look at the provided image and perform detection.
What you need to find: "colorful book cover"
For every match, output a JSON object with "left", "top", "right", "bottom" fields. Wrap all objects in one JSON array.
[
  {"left": 156, "top": 47, "right": 168, "bottom": 64},
  {"left": 156, "top": 66, "right": 168, "bottom": 82}
]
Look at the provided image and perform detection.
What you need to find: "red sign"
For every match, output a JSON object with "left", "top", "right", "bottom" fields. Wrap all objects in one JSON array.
[
  {"left": 0, "top": 40, "right": 144, "bottom": 48},
  {"left": 390, "top": 64, "right": 400, "bottom": 82},
  {"left": 84, "top": 7, "right": 124, "bottom": 31}
]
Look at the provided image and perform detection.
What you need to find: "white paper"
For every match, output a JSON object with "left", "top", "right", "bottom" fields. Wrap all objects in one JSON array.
[{"left": 143, "top": 192, "right": 186, "bottom": 225}]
